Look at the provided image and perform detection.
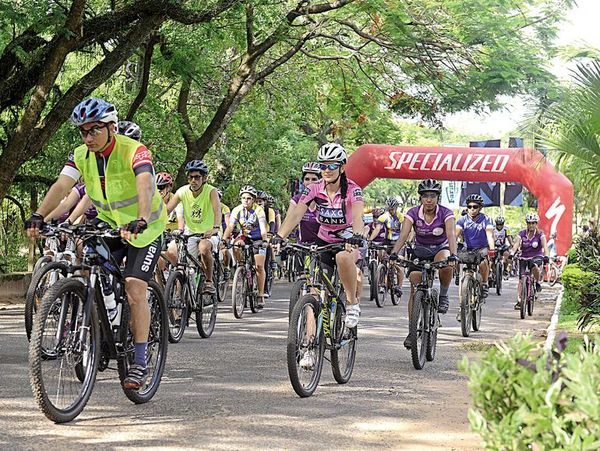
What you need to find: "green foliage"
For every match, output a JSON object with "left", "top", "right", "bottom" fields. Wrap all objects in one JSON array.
[
  {"left": 562, "top": 263, "right": 596, "bottom": 312},
  {"left": 566, "top": 246, "right": 578, "bottom": 263},
  {"left": 460, "top": 334, "right": 600, "bottom": 450}
]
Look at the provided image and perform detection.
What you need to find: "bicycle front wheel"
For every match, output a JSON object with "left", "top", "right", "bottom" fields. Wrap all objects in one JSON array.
[
  {"left": 289, "top": 278, "right": 307, "bottom": 320},
  {"left": 496, "top": 261, "right": 503, "bottom": 295},
  {"left": 527, "top": 283, "right": 535, "bottom": 317},
  {"left": 118, "top": 281, "right": 168, "bottom": 404},
  {"left": 460, "top": 276, "right": 473, "bottom": 337},
  {"left": 368, "top": 260, "right": 378, "bottom": 302},
  {"left": 520, "top": 277, "right": 527, "bottom": 320},
  {"left": 29, "top": 278, "right": 99, "bottom": 423},
  {"left": 375, "top": 263, "right": 387, "bottom": 308},
  {"left": 196, "top": 291, "right": 218, "bottom": 338},
  {"left": 231, "top": 267, "right": 246, "bottom": 319},
  {"left": 287, "top": 294, "right": 325, "bottom": 397},
  {"left": 410, "top": 290, "right": 428, "bottom": 370},
  {"left": 426, "top": 289, "right": 439, "bottom": 362},
  {"left": 331, "top": 298, "right": 357, "bottom": 384},
  {"left": 165, "top": 270, "right": 188, "bottom": 343}
]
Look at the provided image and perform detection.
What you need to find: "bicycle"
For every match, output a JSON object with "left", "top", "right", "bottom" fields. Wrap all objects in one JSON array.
[
  {"left": 286, "top": 245, "right": 318, "bottom": 319},
  {"left": 29, "top": 222, "right": 168, "bottom": 423},
  {"left": 286, "top": 242, "right": 357, "bottom": 397},
  {"left": 396, "top": 256, "right": 451, "bottom": 370},
  {"left": 488, "top": 245, "right": 508, "bottom": 296},
  {"left": 164, "top": 232, "right": 218, "bottom": 342},
  {"left": 369, "top": 242, "right": 401, "bottom": 308},
  {"left": 457, "top": 249, "right": 485, "bottom": 337},
  {"left": 547, "top": 256, "right": 564, "bottom": 286},
  {"left": 366, "top": 244, "right": 380, "bottom": 304},
  {"left": 515, "top": 255, "right": 538, "bottom": 319},
  {"left": 230, "top": 241, "right": 267, "bottom": 318}
]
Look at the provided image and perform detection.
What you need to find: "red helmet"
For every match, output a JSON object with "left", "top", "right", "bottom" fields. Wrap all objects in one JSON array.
[{"left": 155, "top": 172, "right": 173, "bottom": 187}]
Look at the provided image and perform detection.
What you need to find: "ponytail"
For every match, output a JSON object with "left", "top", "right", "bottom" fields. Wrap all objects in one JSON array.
[{"left": 340, "top": 171, "right": 348, "bottom": 216}]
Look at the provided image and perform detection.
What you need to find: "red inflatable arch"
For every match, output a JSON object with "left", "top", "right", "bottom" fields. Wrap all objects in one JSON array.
[{"left": 346, "top": 145, "right": 573, "bottom": 255}]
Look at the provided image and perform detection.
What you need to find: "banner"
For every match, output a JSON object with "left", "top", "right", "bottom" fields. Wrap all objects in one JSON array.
[
  {"left": 441, "top": 181, "right": 461, "bottom": 209},
  {"left": 505, "top": 137, "right": 524, "bottom": 206},
  {"left": 469, "top": 139, "right": 501, "bottom": 148},
  {"left": 459, "top": 181, "right": 501, "bottom": 207}
]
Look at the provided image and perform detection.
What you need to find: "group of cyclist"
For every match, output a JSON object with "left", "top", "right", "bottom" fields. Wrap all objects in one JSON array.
[{"left": 24, "top": 96, "right": 552, "bottom": 391}]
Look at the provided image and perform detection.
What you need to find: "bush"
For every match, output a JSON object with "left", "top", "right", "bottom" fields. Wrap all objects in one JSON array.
[
  {"left": 566, "top": 246, "right": 578, "bottom": 263},
  {"left": 562, "top": 264, "right": 597, "bottom": 308},
  {"left": 460, "top": 334, "right": 600, "bottom": 450}
]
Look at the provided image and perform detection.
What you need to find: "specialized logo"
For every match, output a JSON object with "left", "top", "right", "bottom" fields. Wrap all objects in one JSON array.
[
  {"left": 545, "top": 197, "right": 566, "bottom": 237},
  {"left": 141, "top": 242, "right": 158, "bottom": 272},
  {"left": 384, "top": 151, "right": 510, "bottom": 173}
]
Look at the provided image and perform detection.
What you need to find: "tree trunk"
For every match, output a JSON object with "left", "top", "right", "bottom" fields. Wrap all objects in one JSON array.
[{"left": 126, "top": 34, "right": 158, "bottom": 120}]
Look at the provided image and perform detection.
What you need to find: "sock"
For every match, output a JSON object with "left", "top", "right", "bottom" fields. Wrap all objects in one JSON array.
[
  {"left": 440, "top": 285, "right": 449, "bottom": 298},
  {"left": 134, "top": 342, "right": 147, "bottom": 367}
]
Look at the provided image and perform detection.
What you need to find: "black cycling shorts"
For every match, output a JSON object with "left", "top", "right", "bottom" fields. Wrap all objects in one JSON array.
[
  {"left": 519, "top": 256, "right": 544, "bottom": 277},
  {"left": 408, "top": 243, "right": 450, "bottom": 275},
  {"left": 107, "top": 235, "right": 162, "bottom": 282}
]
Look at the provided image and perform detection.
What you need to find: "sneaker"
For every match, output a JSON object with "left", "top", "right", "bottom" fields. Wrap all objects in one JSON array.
[
  {"left": 299, "top": 349, "right": 316, "bottom": 370},
  {"left": 535, "top": 282, "right": 542, "bottom": 292},
  {"left": 264, "top": 292, "right": 271, "bottom": 299},
  {"left": 378, "top": 286, "right": 385, "bottom": 294},
  {"left": 345, "top": 304, "right": 361, "bottom": 328},
  {"left": 122, "top": 364, "right": 148, "bottom": 390},
  {"left": 223, "top": 268, "right": 231, "bottom": 280},
  {"left": 257, "top": 296, "right": 265, "bottom": 309},
  {"left": 403, "top": 333, "right": 412, "bottom": 349},
  {"left": 481, "top": 284, "right": 489, "bottom": 298},
  {"left": 203, "top": 281, "right": 216, "bottom": 295},
  {"left": 393, "top": 286, "right": 403, "bottom": 298},
  {"left": 438, "top": 295, "right": 449, "bottom": 314},
  {"left": 514, "top": 301, "right": 522, "bottom": 310},
  {"left": 203, "top": 294, "right": 215, "bottom": 307}
]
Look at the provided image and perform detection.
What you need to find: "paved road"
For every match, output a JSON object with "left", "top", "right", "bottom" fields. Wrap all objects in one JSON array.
[{"left": 0, "top": 277, "right": 558, "bottom": 450}]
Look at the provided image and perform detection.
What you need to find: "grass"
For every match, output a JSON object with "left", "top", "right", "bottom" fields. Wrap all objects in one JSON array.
[
  {"left": 459, "top": 341, "right": 495, "bottom": 352},
  {"left": 557, "top": 291, "right": 600, "bottom": 354}
]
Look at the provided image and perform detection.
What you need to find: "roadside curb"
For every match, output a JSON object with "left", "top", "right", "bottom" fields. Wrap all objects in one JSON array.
[{"left": 543, "top": 286, "right": 564, "bottom": 352}]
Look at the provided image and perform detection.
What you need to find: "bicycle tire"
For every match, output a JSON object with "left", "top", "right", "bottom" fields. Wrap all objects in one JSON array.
[
  {"left": 375, "top": 263, "right": 387, "bottom": 308},
  {"left": 32, "top": 255, "right": 53, "bottom": 276},
  {"left": 289, "top": 278, "right": 307, "bottom": 320},
  {"left": 549, "top": 265, "right": 560, "bottom": 287},
  {"left": 331, "top": 295, "right": 356, "bottom": 384},
  {"left": 29, "top": 278, "right": 99, "bottom": 423},
  {"left": 460, "top": 275, "right": 473, "bottom": 337},
  {"left": 369, "top": 261, "right": 378, "bottom": 302},
  {"left": 165, "top": 270, "right": 188, "bottom": 343},
  {"left": 287, "top": 294, "right": 325, "bottom": 397},
  {"left": 389, "top": 271, "right": 399, "bottom": 306},
  {"left": 232, "top": 267, "right": 246, "bottom": 319},
  {"left": 25, "top": 261, "right": 69, "bottom": 341},
  {"left": 196, "top": 291, "right": 218, "bottom": 338},
  {"left": 527, "top": 284, "right": 535, "bottom": 317},
  {"left": 495, "top": 261, "right": 503, "bottom": 295},
  {"left": 249, "top": 271, "right": 259, "bottom": 314},
  {"left": 520, "top": 277, "right": 527, "bottom": 320},
  {"left": 118, "top": 280, "right": 168, "bottom": 404},
  {"left": 410, "top": 290, "right": 428, "bottom": 370},
  {"left": 426, "top": 288, "right": 439, "bottom": 362}
]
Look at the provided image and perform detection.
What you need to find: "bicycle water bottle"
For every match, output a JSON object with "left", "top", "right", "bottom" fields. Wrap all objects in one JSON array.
[
  {"left": 100, "top": 273, "right": 117, "bottom": 310},
  {"left": 188, "top": 267, "right": 197, "bottom": 295}
]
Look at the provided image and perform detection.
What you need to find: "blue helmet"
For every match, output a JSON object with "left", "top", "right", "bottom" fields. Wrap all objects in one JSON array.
[
  {"left": 71, "top": 97, "right": 118, "bottom": 127},
  {"left": 184, "top": 160, "right": 208, "bottom": 175}
]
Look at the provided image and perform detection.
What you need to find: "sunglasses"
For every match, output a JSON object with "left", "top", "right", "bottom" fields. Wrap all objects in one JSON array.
[
  {"left": 79, "top": 124, "right": 107, "bottom": 138},
  {"left": 526, "top": 221, "right": 538, "bottom": 224},
  {"left": 319, "top": 163, "right": 341, "bottom": 171},
  {"left": 467, "top": 204, "right": 481, "bottom": 210},
  {"left": 157, "top": 184, "right": 169, "bottom": 190},
  {"left": 187, "top": 174, "right": 203, "bottom": 181},
  {"left": 304, "top": 177, "right": 319, "bottom": 182},
  {"left": 241, "top": 196, "right": 254, "bottom": 201},
  {"left": 420, "top": 193, "right": 437, "bottom": 199}
]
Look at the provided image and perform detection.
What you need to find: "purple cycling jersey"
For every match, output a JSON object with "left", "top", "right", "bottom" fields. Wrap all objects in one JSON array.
[
  {"left": 74, "top": 183, "right": 98, "bottom": 220},
  {"left": 456, "top": 213, "right": 492, "bottom": 249},
  {"left": 369, "top": 221, "right": 386, "bottom": 242},
  {"left": 518, "top": 229, "right": 545, "bottom": 258},
  {"left": 291, "top": 194, "right": 319, "bottom": 244},
  {"left": 298, "top": 178, "right": 364, "bottom": 243},
  {"left": 405, "top": 204, "right": 454, "bottom": 246}
]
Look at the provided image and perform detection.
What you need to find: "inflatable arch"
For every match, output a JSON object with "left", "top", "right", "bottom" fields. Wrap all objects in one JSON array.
[{"left": 346, "top": 145, "right": 573, "bottom": 255}]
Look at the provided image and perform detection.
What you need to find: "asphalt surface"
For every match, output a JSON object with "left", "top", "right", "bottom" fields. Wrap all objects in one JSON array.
[{"left": 0, "top": 275, "right": 558, "bottom": 450}]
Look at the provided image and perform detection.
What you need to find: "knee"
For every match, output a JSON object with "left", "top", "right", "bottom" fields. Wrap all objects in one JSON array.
[{"left": 125, "top": 278, "right": 148, "bottom": 304}]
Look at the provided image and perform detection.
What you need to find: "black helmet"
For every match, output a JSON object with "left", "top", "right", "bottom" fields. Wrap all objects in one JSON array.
[
  {"left": 495, "top": 216, "right": 505, "bottom": 225},
  {"left": 385, "top": 198, "right": 399, "bottom": 209},
  {"left": 256, "top": 191, "right": 268, "bottom": 200},
  {"left": 117, "top": 120, "right": 142, "bottom": 141},
  {"left": 417, "top": 179, "right": 442, "bottom": 195},
  {"left": 466, "top": 194, "right": 484, "bottom": 206},
  {"left": 185, "top": 160, "right": 208, "bottom": 175}
]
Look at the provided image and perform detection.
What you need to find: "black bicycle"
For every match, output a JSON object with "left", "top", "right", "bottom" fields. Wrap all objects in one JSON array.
[
  {"left": 488, "top": 245, "right": 508, "bottom": 296},
  {"left": 369, "top": 242, "right": 401, "bottom": 308},
  {"left": 397, "top": 256, "right": 450, "bottom": 370},
  {"left": 164, "top": 232, "right": 218, "bottom": 342},
  {"left": 457, "top": 249, "right": 485, "bottom": 337},
  {"left": 286, "top": 245, "right": 318, "bottom": 319},
  {"left": 29, "top": 223, "right": 168, "bottom": 423},
  {"left": 286, "top": 243, "right": 357, "bottom": 397}
]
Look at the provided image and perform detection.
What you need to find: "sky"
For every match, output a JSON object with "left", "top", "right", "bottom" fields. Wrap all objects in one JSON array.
[{"left": 443, "top": 0, "right": 600, "bottom": 137}]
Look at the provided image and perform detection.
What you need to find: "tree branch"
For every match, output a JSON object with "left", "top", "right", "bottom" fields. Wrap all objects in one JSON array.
[
  {"left": 245, "top": 3, "right": 254, "bottom": 52},
  {"left": 126, "top": 34, "right": 158, "bottom": 120}
]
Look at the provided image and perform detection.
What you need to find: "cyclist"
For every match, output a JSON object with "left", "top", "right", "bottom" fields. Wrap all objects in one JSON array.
[
  {"left": 510, "top": 213, "right": 549, "bottom": 308},
  {"left": 493, "top": 216, "right": 513, "bottom": 276},
  {"left": 390, "top": 179, "right": 457, "bottom": 348},
  {"left": 455, "top": 194, "right": 495, "bottom": 298},
  {"left": 273, "top": 143, "right": 365, "bottom": 329},
  {"left": 256, "top": 191, "right": 278, "bottom": 297},
  {"left": 267, "top": 194, "right": 282, "bottom": 234},
  {"left": 369, "top": 197, "right": 404, "bottom": 298},
  {"left": 25, "top": 97, "right": 167, "bottom": 390},
  {"left": 217, "top": 189, "right": 232, "bottom": 278},
  {"left": 222, "top": 185, "right": 269, "bottom": 307},
  {"left": 286, "top": 162, "right": 321, "bottom": 244},
  {"left": 166, "top": 160, "right": 221, "bottom": 294}
]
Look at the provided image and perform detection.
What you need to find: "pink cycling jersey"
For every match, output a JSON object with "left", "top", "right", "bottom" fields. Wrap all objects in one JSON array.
[{"left": 298, "top": 178, "right": 364, "bottom": 243}]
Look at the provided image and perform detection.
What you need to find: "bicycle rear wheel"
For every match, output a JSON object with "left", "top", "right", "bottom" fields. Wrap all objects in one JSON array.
[
  {"left": 495, "top": 261, "right": 503, "bottom": 295},
  {"left": 549, "top": 265, "right": 560, "bottom": 286},
  {"left": 287, "top": 295, "right": 325, "bottom": 397},
  {"left": 460, "top": 276, "right": 473, "bottom": 337},
  {"left": 410, "top": 290, "right": 428, "bottom": 370},
  {"left": 29, "top": 278, "right": 99, "bottom": 423},
  {"left": 527, "top": 283, "right": 535, "bottom": 317},
  {"left": 165, "top": 270, "right": 188, "bottom": 343},
  {"left": 369, "top": 260, "right": 378, "bottom": 302},
  {"left": 331, "top": 296, "right": 357, "bottom": 384},
  {"left": 249, "top": 271, "right": 259, "bottom": 314},
  {"left": 519, "top": 277, "right": 527, "bottom": 319},
  {"left": 231, "top": 267, "right": 246, "bottom": 319},
  {"left": 25, "top": 261, "right": 69, "bottom": 341},
  {"left": 118, "top": 281, "right": 168, "bottom": 404}
]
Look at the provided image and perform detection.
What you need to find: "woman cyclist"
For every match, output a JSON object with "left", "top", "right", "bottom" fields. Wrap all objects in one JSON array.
[
  {"left": 285, "top": 162, "right": 321, "bottom": 244},
  {"left": 390, "top": 179, "right": 458, "bottom": 348},
  {"left": 510, "top": 213, "right": 549, "bottom": 309},
  {"left": 274, "top": 143, "right": 365, "bottom": 329},
  {"left": 222, "top": 185, "right": 269, "bottom": 307}
]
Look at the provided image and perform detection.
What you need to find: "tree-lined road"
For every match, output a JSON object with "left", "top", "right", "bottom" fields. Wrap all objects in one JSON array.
[{"left": 0, "top": 279, "right": 558, "bottom": 450}]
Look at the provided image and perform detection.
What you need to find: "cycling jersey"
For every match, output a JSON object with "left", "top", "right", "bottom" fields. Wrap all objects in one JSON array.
[
  {"left": 230, "top": 204, "right": 267, "bottom": 240},
  {"left": 456, "top": 213, "right": 493, "bottom": 249},
  {"left": 266, "top": 206, "right": 277, "bottom": 234},
  {"left": 369, "top": 220, "right": 386, "bottom": 243},
  {"left": 291, "top": 193, "right": 319, "bottom": 244},
  {"left": 176, "top": 183, "right": 217, "bottom": 234},
  {"left": 376, "top": 211, "right": 403, "bottom": 241},
  {"left": 405, "top": 205, "right": 454, "bottom": 246},
  {"left": 518, "top": 229, "right": 545, "bottom": 258},
  {"left": 493, "top": 226, "right": 510, "bottom": 247},
  {"left": 221, "top": 204, "right": 230, "bottom": 232},
  {"left": 298, "top": 178, "right": 364, "bottom": 243},
  {"left": 73, "top": 184, "right": 98, "bottom": 220},
  {"left": 162, "top": 192, "right": 180, "bottom": 231}
]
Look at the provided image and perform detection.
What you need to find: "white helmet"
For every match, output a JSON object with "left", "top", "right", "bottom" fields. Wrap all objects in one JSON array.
[
  {"left": 525, "top": 213, "right": 539, "bottom": 223},
  {"left": 239, "top": 185, "right": 257, "bottom": 198},
  {"left": 317, "top": 143, "right": 347, "bottom": 163}
]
